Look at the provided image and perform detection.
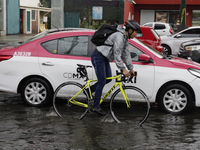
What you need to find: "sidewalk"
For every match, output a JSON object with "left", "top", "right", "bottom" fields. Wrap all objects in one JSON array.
[{"left": 0, "top": 34, "right": 36, "bottom": 46}]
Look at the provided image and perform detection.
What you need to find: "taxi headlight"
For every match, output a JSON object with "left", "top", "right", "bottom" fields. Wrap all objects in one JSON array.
[
  {"left": 185, "top": 45, "right": 200, "bottom": 51},
  {"left": 188, "top": 68, "right": 200, "bottom": 78}
]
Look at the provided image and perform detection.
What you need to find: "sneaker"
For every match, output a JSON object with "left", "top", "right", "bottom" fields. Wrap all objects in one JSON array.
[{"left": 91, "top": 107, "right": 107, "bottom": 115}]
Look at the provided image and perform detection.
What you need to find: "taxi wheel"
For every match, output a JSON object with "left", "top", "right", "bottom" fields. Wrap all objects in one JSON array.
[
  {"left": 158, "top": 84, "right": 194, "bottom": 114},
  {"left": 20, "top": 78, "right": 53, "bottom": 107}
]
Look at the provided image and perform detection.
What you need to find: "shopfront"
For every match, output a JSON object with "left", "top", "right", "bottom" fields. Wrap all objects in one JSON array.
[
  {"left": 140, "top": 9, "right": 180, "bottom": 25},
  {"left": 130, "top": 0, "right": 200, "bottom": 28},
  {"left": 192, "top": 10, "right": 200, "bottom": 26}
]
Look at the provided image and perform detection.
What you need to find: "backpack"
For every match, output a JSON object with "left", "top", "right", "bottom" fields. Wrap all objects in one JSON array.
[{"left": 91, "top": 23, "right": 118, "bottom": 46}]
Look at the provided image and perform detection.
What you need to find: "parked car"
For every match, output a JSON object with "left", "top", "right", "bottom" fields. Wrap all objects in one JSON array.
[
  {"left": 161, "top": 26, "right": 200, "bottom": 56},
  {"left": 1, "top": 29, "right": 200, "bottom": 114},
  {"left": 143, "top": 22, "right": 174, "bottom": 36},
  {"left": 136, "top": 26, "right": 163, "bottom": 53},
  {"left": 178, "top": 39, "right": 200, "bottom": 62}
]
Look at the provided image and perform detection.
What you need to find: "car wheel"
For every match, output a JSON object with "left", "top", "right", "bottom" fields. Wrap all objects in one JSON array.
[
  {"left": 162, "top": 45, "right": 171, "bottom": 56},
  {"left": 158, "top": 84, "right": 193, "bottom": 114},
  {"left": 21, "top": 78, "right": 53, "bottom": 107}
]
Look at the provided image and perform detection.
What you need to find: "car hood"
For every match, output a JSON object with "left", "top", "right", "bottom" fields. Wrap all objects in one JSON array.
[
  {"left": 181, "top": 39, "right": 200, "bottom": 46},
  {"left": 169, "top": 56, "right": 200, "bottom": 70}
]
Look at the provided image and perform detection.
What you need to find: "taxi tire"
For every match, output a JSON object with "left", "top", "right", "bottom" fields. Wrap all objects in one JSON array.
[
  {"left": 20, "top": 78, "right": 53, "bottom": 107},
  {"left": 158, "top": 84, "right": 194, "bottom": 114}
]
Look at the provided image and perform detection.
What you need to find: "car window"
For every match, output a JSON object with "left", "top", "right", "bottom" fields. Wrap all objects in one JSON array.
[
  {"left": 180, "top": 29, "right": 200, "bottom": 37},
  {"left": 15, "top": 31, "right": 47, "bottom": 47},
  {"left": 128, "top": 44, "right": 144, "bottom": 61},
  {"left": 41, "top": 36, "right": 89, "bottom": 56},
  {"left": 144, "top": 24, "right": 153, "bottom": 27},
  {"left": 41, "top": 39, "right": 58, "bottom": 53},
  {"left": 155, "top": 24, "right": 166, "bottom": 30},
  {"left": 151, "top": 29, "right": 159, "bottom": 38}
]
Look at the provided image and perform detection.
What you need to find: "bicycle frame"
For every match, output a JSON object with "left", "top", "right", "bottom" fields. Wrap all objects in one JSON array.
[{"left": 68, "top": 75, "right": 131, "bottom": 108}]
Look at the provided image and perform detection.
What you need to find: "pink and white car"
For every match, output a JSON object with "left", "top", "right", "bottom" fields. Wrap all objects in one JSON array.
[{"left": 1, "top": 29, "right": 200, "bottom": 114}]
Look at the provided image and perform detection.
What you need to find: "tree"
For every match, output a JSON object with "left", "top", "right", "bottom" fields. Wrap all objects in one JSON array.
[{"left": 40, "top": 0, "right": 51, "bottom": 8}]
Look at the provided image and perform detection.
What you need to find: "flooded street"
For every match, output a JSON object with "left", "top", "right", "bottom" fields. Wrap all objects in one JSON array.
[{"left": 1, "top": 91, "right": 200, "bottom": 150}]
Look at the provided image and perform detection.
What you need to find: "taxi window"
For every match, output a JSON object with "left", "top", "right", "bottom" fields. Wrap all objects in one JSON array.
[
  {"left": 41, "top": 36, "right": 89, "bottom": 56},
  {"left": 128, "top": 44, "right": 144, "bottom": 62}
]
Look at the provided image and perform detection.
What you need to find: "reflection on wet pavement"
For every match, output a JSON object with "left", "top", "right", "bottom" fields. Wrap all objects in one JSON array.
[{"left": 1, "top": 91, "right": 200, "bottom": 150}]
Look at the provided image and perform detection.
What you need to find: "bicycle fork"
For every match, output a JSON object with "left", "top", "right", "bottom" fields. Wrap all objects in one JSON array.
[{"left": 119, "top": 83, "right": 131, "bottom": 108}]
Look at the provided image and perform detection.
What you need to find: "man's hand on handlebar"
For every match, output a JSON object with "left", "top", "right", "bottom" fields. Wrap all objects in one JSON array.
[
  {"left": 130, "top": 69, "right": 136, "bottom": 77},
  {"left": 122, "top": 68, "right": 136, "bottom": 77}
]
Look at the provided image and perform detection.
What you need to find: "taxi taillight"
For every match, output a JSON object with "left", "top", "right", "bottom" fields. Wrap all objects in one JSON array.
[{"left": 0, "top": 55, "right": 13, "bottom": 62}]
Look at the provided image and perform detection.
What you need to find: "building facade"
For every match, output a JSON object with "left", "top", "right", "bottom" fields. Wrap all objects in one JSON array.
[
  {"left": 0, "top": 0, "right": 51, "bottom": 35},
  {"left": 51, "top": 0, "right": 200, "bottom": 30},
  {"left": 131, "top": 0, "right": 200, "bottom": 27},
  {"left": 51, "top": 0, "right": 124, "bottom": 29},
  {"left": 0, "top": 0, "right": 6, "bottom": 35},
  {"left": 20, "top": 0, "right": 51, "bottom": 34}
]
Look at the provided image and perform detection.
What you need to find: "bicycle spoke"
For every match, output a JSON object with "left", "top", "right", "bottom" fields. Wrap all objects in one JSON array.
[{"left": 53, "top": 82, "right": 89, "bottom": 118}]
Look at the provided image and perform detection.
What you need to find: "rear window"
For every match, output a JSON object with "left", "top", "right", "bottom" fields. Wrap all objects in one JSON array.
[
  {"left": 41, "top": 36, "right": 89, "bottom": 57},
  {"left": 151, "top": 29, "right": 160, "bottom": 38},
  {"left": 169, "top": 24, "right": 173, "bottom": 30},
  {"left": 155, "top": 24, "right": 166, "bottom": 30}
]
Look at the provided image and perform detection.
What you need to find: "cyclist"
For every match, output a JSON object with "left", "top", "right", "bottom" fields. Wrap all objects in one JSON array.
[{"left": 90, "top": 20, "right": 141, "bottom": 115}]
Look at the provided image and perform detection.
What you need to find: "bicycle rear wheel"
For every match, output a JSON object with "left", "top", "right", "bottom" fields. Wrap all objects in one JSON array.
[
  {"left": 110, "top": 86, "right": 150, "bottom": 126},
  {"left": 53, "top": 81, "right": 89, "bottom": 118}
]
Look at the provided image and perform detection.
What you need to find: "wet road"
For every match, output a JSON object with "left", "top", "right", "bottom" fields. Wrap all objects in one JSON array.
[{"left": 1, "top": 91, "right": 200, "bottom": 150}]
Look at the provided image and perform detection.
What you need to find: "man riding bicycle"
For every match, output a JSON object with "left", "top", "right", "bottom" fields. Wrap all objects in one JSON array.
[{"left": 90, "top": 20, "right": 141, "bottom": 115}]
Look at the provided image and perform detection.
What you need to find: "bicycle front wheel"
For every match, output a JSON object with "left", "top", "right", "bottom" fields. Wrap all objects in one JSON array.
[
  {"left": 110, "top": 86, "right": 150, "bottom": 125},
  {"left": 53, "top": 81, "right": 89, "bottom": 118}
]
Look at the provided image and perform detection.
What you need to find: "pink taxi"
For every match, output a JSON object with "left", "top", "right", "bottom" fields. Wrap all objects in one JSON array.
[{"left": 1, "top": 29, "right": 200, "bottom": 114}]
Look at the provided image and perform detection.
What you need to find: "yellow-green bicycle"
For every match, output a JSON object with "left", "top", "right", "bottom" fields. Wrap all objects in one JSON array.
[{"left": 53, "top": 64, "right": 150, "bottom": 125}]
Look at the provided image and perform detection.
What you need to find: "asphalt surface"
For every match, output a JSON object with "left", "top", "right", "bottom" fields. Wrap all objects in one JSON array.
[{"left": 1, "top": 91, "right": 200, "bottom": 150}]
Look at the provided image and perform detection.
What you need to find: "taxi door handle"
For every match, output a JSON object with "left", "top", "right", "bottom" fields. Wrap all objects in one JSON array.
[{"left": 42, "top": 62, "right": 54, "bottom": 66}]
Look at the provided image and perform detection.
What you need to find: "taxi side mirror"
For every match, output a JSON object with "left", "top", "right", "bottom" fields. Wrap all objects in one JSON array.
[{"left": 138, "top": 54, "right": 152, "bottom": 63}]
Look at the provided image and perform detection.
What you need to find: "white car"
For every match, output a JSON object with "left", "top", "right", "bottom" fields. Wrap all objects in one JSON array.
[
  {"left": 1, "top": 29, "right": 200, "bottom": 115},
  {"left": 143, "top": 22, "right": 174, "bottom": 36},
  {"left": 161, "top": 26, "right": 200, "bottom": 56}
]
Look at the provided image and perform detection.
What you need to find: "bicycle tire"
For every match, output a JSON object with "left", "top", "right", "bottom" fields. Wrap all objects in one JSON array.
[
  {"left": 110, "top": 86, "right": 150, "bottom": 126},
  {"left": 53, "top": 81, "right": 89, "bottom": 118}
]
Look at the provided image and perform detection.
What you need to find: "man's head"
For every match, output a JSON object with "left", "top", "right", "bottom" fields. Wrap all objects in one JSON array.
[{"left": 124, "top": 20, "right": 140, "bottom": 39}]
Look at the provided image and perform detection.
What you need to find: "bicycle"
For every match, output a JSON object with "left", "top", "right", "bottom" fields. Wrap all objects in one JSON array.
[{"left": 53, "top": 64, "right": 150, "bottom": 126}]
